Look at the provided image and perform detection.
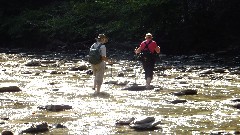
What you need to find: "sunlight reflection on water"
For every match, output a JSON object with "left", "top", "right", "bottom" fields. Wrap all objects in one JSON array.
[{"left": 1, "top": 53, "right": 240, "bottom": 134}]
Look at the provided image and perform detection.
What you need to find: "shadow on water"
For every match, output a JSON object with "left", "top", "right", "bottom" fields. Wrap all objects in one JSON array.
[{"left": 91, "top": 92, "right": 111, "bottom": 98}]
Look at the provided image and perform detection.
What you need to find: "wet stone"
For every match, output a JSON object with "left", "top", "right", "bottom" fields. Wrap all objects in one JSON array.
[
  {"left": 170, "top": 99, "right": 187, "bottom": 104},
  {"left": 134, "top": 117, "right": 155, "bottom": 124},
  {"left": 0, "top": 86, "right": 22, "bottom": 93},
  {"left": 1, "top": 118, "right": 9, "bottom": 120},
  {"left": 69, "top": 65, "right": 88, "bottom": 71},
  {"left": 52, "top": 123, "right": 67, "bottom": 128},
  {"left": 116, "top": 117, "right": 135, "bottom": 125},
  {"left": 200, "top": 69, "right": 213, "bottom": 74},
  {"left": 21, "top": 122, "right": 49, "bottom": 134},
  {"left": 86, "top": 70, "right": 93, "bottom": 75},
  {"left": 213, "top": 68, "right": 227, "bottom": 73},
  {"left": 25, "top": 60, "right": 41, "bottom": 66},
  {"left": 52, "top": 89, "right": 59, "bottom": 91},
  {"left": 37, "top": 105, "right": 72, "bottom": 112},
  {"left": 129, "top": 117, "right": 162, "bottom": 131},
  {"left": 122, "top": 85, "right": 154, "bottom": 91},
  {"left": 1, "top": 130, "right": 14, "bottom": 135},
  {"left": 172, "top": 89, "right": 197, "bottom": 96},
  {"left": 231, "top": 99, "right": 240, "bottom": 102},
  {"left": 232, "top": 104, "right": 240, "bottom": 109},
  {"left": 117, "top": 72, "right": 124, "bottom": 77}
]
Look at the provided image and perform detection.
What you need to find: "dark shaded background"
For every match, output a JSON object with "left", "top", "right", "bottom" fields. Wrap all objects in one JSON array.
[{"left": 0, "top": 0, "right": 239, "bottom": 54}]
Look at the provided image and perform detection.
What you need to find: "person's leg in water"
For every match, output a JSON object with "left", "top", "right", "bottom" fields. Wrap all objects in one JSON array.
[
  {"left": 142, "top": 60, "right": 155, "bottom": 88},
  {"left": 93, "top": 62, "right": 105, "bottom": 93},
  {"left": 92, "top": 65, "right": 97, "bottom": 90}
]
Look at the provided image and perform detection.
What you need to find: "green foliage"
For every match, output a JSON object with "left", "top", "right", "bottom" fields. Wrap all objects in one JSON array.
[{"left": 0, "top": 0, "right": 239, "bottom": 53}]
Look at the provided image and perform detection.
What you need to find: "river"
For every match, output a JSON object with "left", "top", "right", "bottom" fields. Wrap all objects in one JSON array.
[{"left": 0, "top": 50, "right": 240, "bottom": 135}]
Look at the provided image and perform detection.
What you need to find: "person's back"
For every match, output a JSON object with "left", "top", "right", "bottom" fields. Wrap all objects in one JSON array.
[
  {"left": 90, "top": 34, "right": 110, "bottom": 93},
  {"left": 89, "top": 42, "right": 103, "bottom": 65},
  {"left": 135, "top": 33, "right": 160, "bottom": 88}
]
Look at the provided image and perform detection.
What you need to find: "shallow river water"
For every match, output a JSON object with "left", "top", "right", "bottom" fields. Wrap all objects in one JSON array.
[{"left": 0, "top": 51, "right": 240, "bottom": 135}]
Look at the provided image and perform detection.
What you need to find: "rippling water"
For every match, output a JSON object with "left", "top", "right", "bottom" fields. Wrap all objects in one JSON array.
[{"left": 0, "top": 51, "right": 240, "bottom": 135}]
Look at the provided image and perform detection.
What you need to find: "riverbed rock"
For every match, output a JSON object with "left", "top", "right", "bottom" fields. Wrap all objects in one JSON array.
[
  {"left": 117, "top": 72, "right": 124, "bottom": 77},
  {"left": 129, "top": 117, "right": 161, "bottom": 130},
  {"left": 37, "top": 105, "right": 72, "bottom": 112},
  {"left": 105, "top": 80, "right": 129, "bottom": 86},
  {"left": 92, "top": 92, "right": 111, "bottom": 98},
  {"left": 134, "top": 117, "right": 155, "bottom": 124},
  {"left": 52, "top": 123, "right": 67, "bottom": 128},
  {"left": 21, "top": 122, "right": 49, "bottom": 134},
  {"left": 200, "top": 69, "right": 213, "bottom": 74},
  {"left": 232, "top": 104, "right": 240, "bottom": 109},
  {"left": 69, "top": 65, "right": 88, "bottom": 71},
  {"left": 1, "top": 118, "right": 9, "bottom": 120},
  {"left": 172, "top": 89, "right": 197, "bottom": 96},
  {"left": 231, "top": 99, "right": 240, "bottom": 102},
  {"left": 170, "top": 99, "right": 187, "bottom": 104},
  {"left": 116, "top": 117, "right": 135, "bottom": 125},
  {"left": 122, "top": 85, "right": 154, "bottom": 91},
  {"left": 213, "top": 68, "right": 228, "bottom": 73},
  {"left": 1, "top": 130, "right": 14, "bottom": 135},
  {"left": 86, "top": 69, "right": 93, "bottom": 75},
  {"left": 0, "top": 86, "right": 22, "bottom": 93},
  {"left": 25, "top": 60, "right": 41, "bottom": 66}
]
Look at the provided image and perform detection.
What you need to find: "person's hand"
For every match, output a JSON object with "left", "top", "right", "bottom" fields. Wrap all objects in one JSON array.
[
  {"left": 107, "top": 59, "right": 114, "bottom": 65},
  {"left": 135, "top": 47, "right": 140, "bottom": 54},
  {"left": 108, "top": 61, "right": 113, "bottom": 64}
]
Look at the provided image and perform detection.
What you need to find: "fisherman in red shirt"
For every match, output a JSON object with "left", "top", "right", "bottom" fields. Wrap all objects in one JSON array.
[{"left": 135, "top": 33, "right": 160, "bottom": 88}]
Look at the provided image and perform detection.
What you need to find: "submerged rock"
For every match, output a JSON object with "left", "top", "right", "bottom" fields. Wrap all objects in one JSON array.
[
  {"left": 1, "top": 118, "right": 9, "bottom": 120},
  {"left": 92, "top": 92, "right": 110, "bottom": 98},
  {"left": 170, "top": 99, "right": 187, "bottom": 104},
  {"left": 21, "top": 122, "right": 49, "bottom": 134},
  {"left": 69, "top": 65, "right": 88, "bottom": 71},
  {"left": 0, "top": 86, "right": 22, "bottom": 93},
  {"left": 37, "top": 105, "right": 72, "bottom": 112},
  {"left": 116, "top": 117, "right": 135, "bottom": 125},
  {"left": 130, "top": 117, "right": 161, "bottom": 130},
  {"left": 233, "top": 104, "right": 240, "bottom": 109},
  {"left": 122, "top": 85, "right": 154, "bottom": 91},
  {"left": 25, "top": 60, "right": 41, "bottom": 66},
  {"left": 105, "top": 80, "right": 129, "bottom": 86},
  {"left": 231, "top": 99, "right": 240, "bottom": 102},
  {"left": 116, "top": 116, "right": 161, "bottom": 130},
  {"left": 172, "top": 89, "right": 197, "bottom": 96},
  {"left": 52, "top": 123, "right": 67, "bottom": 128},
  {"left": 1, "top": 130, "right": 14, "bottom": 135}
]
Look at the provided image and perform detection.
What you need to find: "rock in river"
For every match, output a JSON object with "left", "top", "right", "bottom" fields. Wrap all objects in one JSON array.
[
  {"left": 172, "top": 89, "right": 197, "bottom": 96},
  {"left": 0, "top": 86, "right": 21, "bottom": 93},
  {"left": 130, "top": 117, "right": 162, "bottom": 130},
  {"left": 116, "top": 117, "right": 135, "bottom": 125},
  {"left": 21, "top": 122, "right": 49, "bottom": 134},
  {"left": 37, "top": 105, "right": 72, "bottom": 112}
]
